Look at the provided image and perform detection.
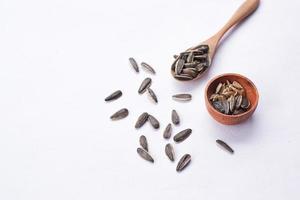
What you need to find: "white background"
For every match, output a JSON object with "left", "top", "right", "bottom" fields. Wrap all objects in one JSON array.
[{"left": 0, "top": 0, "right": 299, "bottom": 199}]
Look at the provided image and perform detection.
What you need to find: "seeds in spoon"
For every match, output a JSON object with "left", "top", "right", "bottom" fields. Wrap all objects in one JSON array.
[
  {"left": 172, "top": 94, "right": 192, "bottom": 101},
  {"left": 105, "top": 90, "right": 122, "bottom": 102},
  {"left": 172, "top": 45, "right": 210, "bottom": 81},
  {"left": 147, "top": 88, "right": 158, "bottom": 103},
  {"left": 163, "top": 123, "right": 172, "bottom": 139},
  {"left": 135, "top": 112, "right": 149, "bottom": 129},
  {"left": 139, "top": 135, "right": 148, "bottom": 151},
  {"left": 138, "top": 78, "right": 152, "bottom": 94},
  {"left": 148, "top": 114, "right": 160, "bottom": 129},
  {"left": 137, "top": 147, "right": 154, "bottom": 163},
  {"left": 216, "top": 139, "right": 234, "bottom": 154},
  {"left": 173, "top": 128, "right": 192, "bottom": 143},
  {"left": 129, "top": 57, "right": 139, "bottom": 72},
  {"left": 110, "top": 108, "right": 129, "bottom": 120},
  {"left": 176, "top": 154, "right": 191, "bottom": 172},
  {"left": 141, "top": 62, "right": 156, "bottom": 74},
  {"left": 165, "top": 143, "right": 175, "bottom": 161}
]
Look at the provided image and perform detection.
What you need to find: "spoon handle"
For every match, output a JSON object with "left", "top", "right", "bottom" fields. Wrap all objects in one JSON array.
[{"left": 215, "top": 0, "right": 260, "bottom": 40}]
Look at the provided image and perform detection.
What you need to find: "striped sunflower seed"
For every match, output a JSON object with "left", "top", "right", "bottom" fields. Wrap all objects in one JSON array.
[
  {"left": 171, "top": 110, "right": 180, "bottom": 125},
  {"left": 148, "top": 114, "right": 160, "bottom": 129},
  {"left": 216, "top": 139, "right": 234, "bottom": 154},
  {"left": 175, "top": 59, "right": 185, "bottom": 75},
  {"left": 141, "top": 62, "right": 156, "bottom": 74},
  {"left": 176, "top": 154, "right": 191, "bottom": 172},
  {"left": 165, "top": 143, "right": 175, "bottom": 161},
  {"left": 147, "top": 88, "right": 158, "bottom": 103},
  {"left": 129, "top": 57, "right": 139, "bottom": 72},
  {"left": 137, "top": 147, "right": 154, "bottom": 163},
  {"left": 173, "top": 128, "right": 192, "bottom": 143},
  {"left": 135, "top": 112, "right": 149, "bottom": 129},
  {"left": 110, "top": 108, "right": 129, "bottom": 120},
  {"left": 163, "top": 123, "right": 172, "bottom": 139},
  {"left": 138, "top": 78, "right": 152, "bottom": 94},
  {"left": 105, "top": 90, "right": 122, "bottom": 102},
  {"left": 172, "top": 94, "right": 192, "bottom": 101},
  {"left": 139, "top": 135, "right": 148, "bottom": 151}
]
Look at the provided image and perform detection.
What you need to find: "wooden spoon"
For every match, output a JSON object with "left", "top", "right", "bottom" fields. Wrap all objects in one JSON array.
[{"left": 171, "top": 0, "right": 260, "bottom": 81}]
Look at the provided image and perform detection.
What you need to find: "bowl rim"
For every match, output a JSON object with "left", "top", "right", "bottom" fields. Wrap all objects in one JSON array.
[{"left": 205, "top": 73, "right": 259, "bottom": 118}]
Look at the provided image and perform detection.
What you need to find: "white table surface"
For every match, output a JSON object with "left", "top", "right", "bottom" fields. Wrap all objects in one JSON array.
[{"left": 0, "top": 0, "right": 299, "bottom": 199}]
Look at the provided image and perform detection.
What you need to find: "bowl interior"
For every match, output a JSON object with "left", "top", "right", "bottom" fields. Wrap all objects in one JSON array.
[{"left": 206, "top": 73, "right": 258, "bottom": 116}]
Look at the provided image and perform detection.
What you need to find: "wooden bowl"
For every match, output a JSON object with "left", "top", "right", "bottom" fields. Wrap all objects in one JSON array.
[{"left": 205, "top": 73, "right": 259, "bottom": 125}]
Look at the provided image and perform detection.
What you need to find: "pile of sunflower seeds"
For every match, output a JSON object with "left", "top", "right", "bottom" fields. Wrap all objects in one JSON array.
[
  {"left": 105, "top": 57, "right": 236, "bottom": 174},
  {"left": 210, "top": 80, "right": 250, "bottom": 115},
  {"left": 171, "top": 45, "right": 210, "bottom": 81}
]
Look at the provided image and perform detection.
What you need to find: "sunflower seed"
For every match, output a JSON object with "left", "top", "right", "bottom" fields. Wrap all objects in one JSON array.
[
  {"left": 174, "top": 74, "right": 194, "bottom": 81},
  {"left": 223, "top": 100, "right": 230, "bottom": 115},
  {"left": 171, "top": 110, "right": 180, "bottom": 125},
  {"left": 187, "top": 52, "right": 194, "bottom": 63},
  {"left": 139, "top": 135, "right": 148, "bottom": 151},
  {"left": 105, "top": 90, "right": 122, "bottom": 102},
  {"left": 176, "top": 154, "right": 191, "bottom": 172},
  {"left": 215, "top": 83, "right": 223, "bottom": 94},
  {"left": 198, "top": 44, "right": 209, "bottom": 53},
  {"left": 165, "top": 143, "right": 175, "bottom": 161},
  {"left": 175, "top": 59, "right": 185, "bottom": 75},
  {"left": 232, "top": 81, "right": 243, "bottom": 89},
  {"left": 212, "top": 101, "right": 225, "bottom": 113},
  {"left": 235, "top": 95, "right": 243, "bottom": 109},
  {"left": 137, "top": 147, "right": 154, "bottom": 163},
  {"left": 148, "top": 114, "right": 160, "bottom": 129},
  {"left": 228, "top": 95, "right": 236, "bottom": 113},
  {"left": 138, "top": 78, "right": 152, "bottom": 94},
  {"left": 172, "top": 94, "right": 192, "bottom": 101},
  {"left": 129, "top": 57, "right": 139, "bottom": 72},
  {"left": 241, "top": 97, "right": 250, "bottom": 109},
  {"left": 163, "top": 123, "right": 172, "bottom": 139},
  {"left": 135, "top": 112, "right": 149, "bottom": 129},
  {"left": 173, "top": 128, "right": 192, "bottom": 143},
  {"left": 182, "top": 68, "right": 198, "bottom": 78},
  {"left": 110, "top": 108, "right": 129, "bottom": 120},
  {"left": 216, "top": 139, "right": 234, "bottom": 154},
  {"left": 141, "top": 62, "right": 156, "bottom": 74},
  {"left": 147, "top": 88, "right": 158, "bottom": 103}
]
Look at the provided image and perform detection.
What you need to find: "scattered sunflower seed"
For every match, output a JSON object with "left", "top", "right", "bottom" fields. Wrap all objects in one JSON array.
[
  {"left": 171, "top": 110, "right": 180, "bottom": 125},
  {"left": 135, "top": 112, "right": 149, "bottom": 129},
  {"left": 165, "top": 143, "right": 175, "bottom": 161},
  {"left": 141, "top": 62, "right": 156, "bottom": 74},
  {"left": 147, "top": 88, "right": 158, "bottom": 103},
  {"left": 176, "top": 154, "right": 191, "bottom": 172},
  {"left": 137, "top": 147, "right": 154, "bottom": 163},
  {"left": 110, "top": 108, "right": 129, "bottom": 120},
  {"left": 163, "top": 123, "right": 172, "bottom": 139},
  {"left": 172, "top": 94, "right": 192, "bottom": 101},
  {"left": 139, "top": 135, "right": 148, "bottom": 151},
  {"left": 148, "top": 114, "right": 160, "bottom": 129},
  {"left": 216, "top": 139, "right": 234, "bottom": 154},
  {"left": 173, "top": 128, "right": 192, "bottom": 143},
  {"left": 138, "top": 78, "right": 152, "bottom": 94},
  {"left": 129, "top": 57, "right": 139, "bottom": 72},
  {"left": 105, "top": 90, "right": 122, "bottom": 102}
]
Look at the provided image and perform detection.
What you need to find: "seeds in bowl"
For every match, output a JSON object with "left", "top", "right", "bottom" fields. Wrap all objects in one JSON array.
[
  {"left": 209, "top": 80, "right": 250, "bottom": 115},
  {"left": 171, "top": 45, "right": 210, "bottom": 81}
]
